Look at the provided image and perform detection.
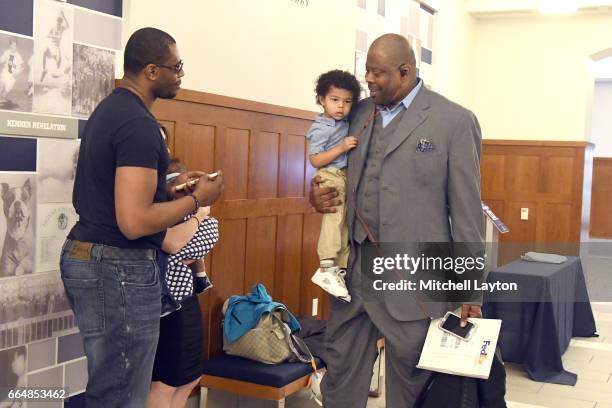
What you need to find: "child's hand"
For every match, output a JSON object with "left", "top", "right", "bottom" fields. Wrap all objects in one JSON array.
[
  {"left": 197, "top": 206, "right": 211, "bottom": 219},
  {"left": 342, "top": 136, "right": 358, "bottom": 152}
]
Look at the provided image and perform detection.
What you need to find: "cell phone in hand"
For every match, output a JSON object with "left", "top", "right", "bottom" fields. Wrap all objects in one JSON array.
[
  {"left": 438, "top": 312, "right": 476, "bottom": 341},
  {"left": 174, "top": 178, "right": 198, "bottom": 191},
  {"left": 174, "top": 171, "right": 220, "bottom": 191}
]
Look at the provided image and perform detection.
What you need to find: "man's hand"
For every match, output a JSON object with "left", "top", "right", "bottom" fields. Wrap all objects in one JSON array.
[
  {"left": 309, "top": 175, "right": 341, "bottom": 213},
  {"left": 342, "top": 136, "right": 358, "bottom": 152},
  {"left": 460, "top": 304, "right": 482, "bottom": 327},
  {"left": 192, "top": 171, "right": 224, "bottom": 207},
  {"left": 168, "top": 171, "right": 206, "bottom": 198}
]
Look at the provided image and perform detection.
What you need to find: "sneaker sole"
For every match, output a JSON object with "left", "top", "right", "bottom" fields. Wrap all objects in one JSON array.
[{"left": 311, "top": 276, "right": 349, "bottom": 299}]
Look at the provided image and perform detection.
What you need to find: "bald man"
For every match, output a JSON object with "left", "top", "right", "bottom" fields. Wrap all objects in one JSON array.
[{"left": 310, "top": 34, "right": 484, "bottom": 407}]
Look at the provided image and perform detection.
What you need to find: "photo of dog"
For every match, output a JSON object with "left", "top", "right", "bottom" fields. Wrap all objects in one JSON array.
[{"left": 0, "top": 175, "right": 35, "bottom": 278}]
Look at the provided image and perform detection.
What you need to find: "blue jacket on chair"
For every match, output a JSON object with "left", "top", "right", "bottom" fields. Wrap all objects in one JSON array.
[{"left": 223, "top": 283, "right": 301, "bottom": 343}]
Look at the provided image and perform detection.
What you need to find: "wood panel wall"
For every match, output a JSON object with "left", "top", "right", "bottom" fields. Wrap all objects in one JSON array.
[
  {"left": 152, "top": 90, "right": 328, "bottom": 358},
  {"left": 481, "top": 140, "right": 593, "bottom": 262},
  {"left": 590, "top": 157, "right": 612, "bottom": 239}
]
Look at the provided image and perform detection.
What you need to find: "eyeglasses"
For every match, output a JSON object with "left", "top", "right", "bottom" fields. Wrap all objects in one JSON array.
[{"left": 156, "top": 60, "right": 184, "bottom": 73}]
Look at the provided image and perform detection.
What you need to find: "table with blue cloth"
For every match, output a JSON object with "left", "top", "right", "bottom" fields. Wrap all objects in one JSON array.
[{"left": 482, "top": 256, "right": 597, "bottom": 385}]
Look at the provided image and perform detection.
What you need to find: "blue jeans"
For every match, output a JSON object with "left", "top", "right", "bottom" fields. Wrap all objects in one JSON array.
[{"left": 60, "top": 241, "right": 161, "bottom": 408}]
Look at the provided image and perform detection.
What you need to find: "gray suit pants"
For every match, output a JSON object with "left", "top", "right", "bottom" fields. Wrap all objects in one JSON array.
[{"left": 321, "top": 247, "right": 432, "bottom": 408}]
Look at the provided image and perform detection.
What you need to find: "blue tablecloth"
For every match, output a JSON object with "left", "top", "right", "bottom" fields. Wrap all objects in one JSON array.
[{"left": 483, "top": 256, "right": 597, "bottom": 385}]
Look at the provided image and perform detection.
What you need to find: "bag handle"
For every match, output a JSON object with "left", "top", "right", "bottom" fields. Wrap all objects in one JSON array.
[{"left": 271, "top": 313, "right": 314, "bottom": 364}]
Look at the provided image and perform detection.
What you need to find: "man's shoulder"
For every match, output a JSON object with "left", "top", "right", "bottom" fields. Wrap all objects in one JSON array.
[
  {"left": 425, "top": 87, "right": 474, "bottom": 118},
  {"left": 91, "top": 91, "right": 157, "bottom": 129},
  {"left": 352, "top": 98, "right": 375, "bottom": 117}
]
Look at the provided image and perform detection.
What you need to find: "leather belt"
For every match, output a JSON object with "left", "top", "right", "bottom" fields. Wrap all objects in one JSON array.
[{"left": 65, "top": 239, "right": 156, "bottom": 261}]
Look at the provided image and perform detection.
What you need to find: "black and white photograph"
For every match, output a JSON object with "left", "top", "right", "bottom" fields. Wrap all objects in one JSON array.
[
  {"left": 32, "top": 0, "right": 74, "bottom": 115},
  {"left": 37, "top": 138, "right": 79, "bottom": 203},
  {"left": 0, "top": 174, "right": 35, "bottom": 278},
  {"left": 36, "top": 204, "right": 77, "bottom": 272},
  {"left": 72, "top": 43, "right": 114, "bottom": 118},
  {"left": 0, "top": 346, "right": 26, "bottom": 407},
  {"left": 0, "top": 32, "right": 33, "bottom": 113},
  {"left": 0, "top": 273, "right": 70, "bottom": 328}
]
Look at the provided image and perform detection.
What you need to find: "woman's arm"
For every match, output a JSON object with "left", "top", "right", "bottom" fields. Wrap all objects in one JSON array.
[{"left": 161, "top": 206, "right": 210, "bottom": 254}]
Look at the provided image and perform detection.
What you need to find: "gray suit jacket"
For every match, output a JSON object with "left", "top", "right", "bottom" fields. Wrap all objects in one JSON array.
[{"left": 347, "top": 85, "right": 484, "bottom": 321}]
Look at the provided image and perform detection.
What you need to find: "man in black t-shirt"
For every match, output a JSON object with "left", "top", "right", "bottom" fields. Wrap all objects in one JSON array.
[{"left": 60, "top": 27, "right": 223, "bottom": 408}]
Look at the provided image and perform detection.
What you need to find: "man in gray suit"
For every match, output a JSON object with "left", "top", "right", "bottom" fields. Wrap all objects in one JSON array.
[{"left": 310, "top": 34, "right": 484, "bottom": 407}]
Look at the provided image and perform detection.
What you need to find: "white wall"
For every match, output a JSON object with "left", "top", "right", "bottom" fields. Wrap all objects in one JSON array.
[
  {"left": 430, "top": 0, "right": 476, "bottom": 108},
  {"left": 121, "top": 0, "right": 473, "bottom": 112},
  {"left": 590, "top": 80, "right": 612, "bottom": 156},
  {"left": 122, "top": 0, "right": 355, "bottom": 112},
  {"left": 469, "top": 12, "right": 612, "bottom": 140}
]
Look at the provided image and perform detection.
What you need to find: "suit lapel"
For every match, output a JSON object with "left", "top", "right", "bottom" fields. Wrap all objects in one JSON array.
[
  {"left": 348, "top": 100, "right": 376, "bottom": 191},
  {"left": 383, "top": 86, "right": 430, "bottom": 159}
]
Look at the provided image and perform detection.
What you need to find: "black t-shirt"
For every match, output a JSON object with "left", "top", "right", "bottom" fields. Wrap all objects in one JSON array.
[{"left": 69, "top": 88, "right": 169, "bottom": 249}]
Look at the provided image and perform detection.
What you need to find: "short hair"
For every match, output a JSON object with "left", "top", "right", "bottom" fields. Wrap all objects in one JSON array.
[
  {"left": 123, "top": 27, "right": 176, "bottom": 75},
  {"left": 315, "top": 70, "right": 361, "bottom": 105},
  {"left": 168, "top": 158, "right": 187, "bottom": 174}
]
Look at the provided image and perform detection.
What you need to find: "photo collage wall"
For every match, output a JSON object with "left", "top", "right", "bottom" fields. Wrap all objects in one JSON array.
[
  {"left": 355, "top": 0, "right": 436, "bottom": 95},
  {"left": 0, "top": 0, "right": 122, "bottom": 403}
]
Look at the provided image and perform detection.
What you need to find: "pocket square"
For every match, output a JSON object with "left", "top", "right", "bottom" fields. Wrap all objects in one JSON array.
[{"left": 416, "top": 138, "right": 434, "bottom": 152}]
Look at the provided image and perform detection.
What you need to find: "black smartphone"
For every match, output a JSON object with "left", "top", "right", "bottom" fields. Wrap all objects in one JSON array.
[{"left": 439, "top": 312, "right": 476, "bottom": 340}]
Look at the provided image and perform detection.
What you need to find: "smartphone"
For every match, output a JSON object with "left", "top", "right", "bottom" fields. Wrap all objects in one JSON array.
[
  {"left": 174, "top": 172, "right": 220, "bottom": 191},
  {"left": 174, "top": 178, "right": 198, "bottom": 191},
  {"left": 438, "top": 312, "right": 476, "bottom": 341}
]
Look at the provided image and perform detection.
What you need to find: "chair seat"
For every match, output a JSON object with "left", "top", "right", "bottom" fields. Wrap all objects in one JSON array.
[{"left": 202, "top": 354, "right": 325, "bottom": 388}]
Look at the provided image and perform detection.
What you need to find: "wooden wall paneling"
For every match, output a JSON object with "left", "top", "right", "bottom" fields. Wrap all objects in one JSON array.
[
  {"left": 540, "top": 156, "right": 574, "bottom": 196},
  {"left": 207, "top": 219, "right": 247, "bottom": 357},
  {"left": 157, "top": 120, "right": 176, "bottom": 155},
  {"left": 505, "top": 201, "right": 537, "bottom": 242},
  {"left": 244, "top": 216, "right": 278, "bottom": 293},
  {"left": 590, "top": 158, "right": 612, "bottom": 238},
  {"left": 151, "top": 89, "right": 327, "bottom": 356},
  {"left": 481, "top": 141, "right": 592, "bottom": 256},
  {"left": 539, "top": 203, "right": 572, "bottom": 242},
  {"left": 506, "top": 154, "right": 540, "bottom": 194},
  {"left": 301, "top": 212, "right": 325, "bottom": 319},
  {"left": 481, "top": 155, "right": 505, "bottom": 197},
  {"left": 220, "top": 127, "right": 250, "bottom": 200},
  {"left": 173, "top": 122, "right": 216, "bottom": 172},
  {"left": 274, "top": 214, "right": 304, "bottom": 313},
  {"left": 279, "top": 134, "right": 306, "bottom": 198},
  {"left": 249, "top": 131, "right": 279, "bottom": 199}
]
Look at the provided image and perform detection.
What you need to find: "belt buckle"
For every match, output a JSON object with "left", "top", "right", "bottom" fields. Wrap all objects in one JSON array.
[{"left": 69, "top": 241, "right": 93, "bottom": 260}]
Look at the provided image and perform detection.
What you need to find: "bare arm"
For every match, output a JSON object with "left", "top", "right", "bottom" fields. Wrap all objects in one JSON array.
[
  {"left": 161, "top": 207, "right": 210, "bottom": 254},
  {"left": 309, "top": 136, "right": 357, "bottom": 168},
  {"left": 114, "top": 167, "right": 223, "bottom": 240}
]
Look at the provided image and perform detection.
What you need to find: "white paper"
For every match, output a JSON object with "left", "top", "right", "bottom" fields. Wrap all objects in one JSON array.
[
  {"left": 417, "top": 316, "right": 502, "bottom": 379},
  {"left": 35, "top": 203, "right": 77, "bottom": 272}
]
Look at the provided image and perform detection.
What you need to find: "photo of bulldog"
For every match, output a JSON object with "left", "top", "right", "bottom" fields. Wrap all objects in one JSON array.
[{"left": 0, "top": 175, "right": 35, "bottom": 278}]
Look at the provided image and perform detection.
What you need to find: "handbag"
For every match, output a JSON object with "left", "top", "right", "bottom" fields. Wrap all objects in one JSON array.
[{"left": 222, "top": 299, "right": 314, "bottom": 364}]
